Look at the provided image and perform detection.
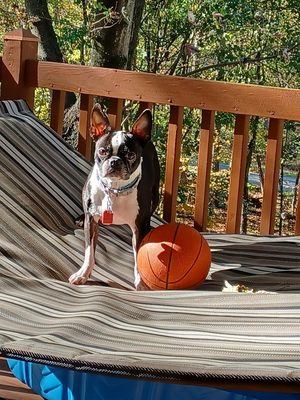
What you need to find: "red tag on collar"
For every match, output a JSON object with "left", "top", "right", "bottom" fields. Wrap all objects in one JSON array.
[{"left": 102, "top": 210, "right": 113, "bottom": 224}]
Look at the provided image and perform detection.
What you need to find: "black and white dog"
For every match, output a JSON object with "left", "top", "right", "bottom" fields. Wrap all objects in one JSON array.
[{"left": 69, "top": 104, "right": 160, "bottom": 288}]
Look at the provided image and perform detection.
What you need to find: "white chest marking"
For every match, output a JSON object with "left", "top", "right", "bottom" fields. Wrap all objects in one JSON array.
[{"left": 88, "top": 166, "right": 140, "bottom": 228}]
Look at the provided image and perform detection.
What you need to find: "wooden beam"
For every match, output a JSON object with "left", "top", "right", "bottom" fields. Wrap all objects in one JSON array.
[
  {"left": 138, "top": 101, "right": 153, "bottom": 114},
  {"left": 107, "top": 98, "right": 123, "bottom": 130},
  {"left": 226, "top": 114, "right": 250, "bottom": 233},
  {"left": 50, "top": 90, "right": 66, "bottom": 135},
  {"left": 163, "top": 106, "right": 184, "bottom": 222},
  {"left": 78, "top": 94, "right": 93, "bottom": 160},
  {"left": 260, "top": 119, "right": 284, "bottom": 235},
  {"left": 0, "top": 358, "right": 43, "bottom": 400},
  {"left": 295, "top": 184, "right": 300, "bottom": 234},
  {"left": 194, "top": 110, "right": 214, "bottom": 231},
  {"left": 27, "top": 59, "right": 300, "bottom": 121},
  {"left": 1, "top": 29, "right": 38, "bottom": 109}
]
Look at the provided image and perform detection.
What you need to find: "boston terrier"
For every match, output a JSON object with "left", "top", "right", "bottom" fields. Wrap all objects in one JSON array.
[{"left": 69, "top": 104, "right": 160, "bottom": 288}]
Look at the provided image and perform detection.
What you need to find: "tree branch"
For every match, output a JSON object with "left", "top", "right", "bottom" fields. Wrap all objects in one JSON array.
[{"left": 179, "top": 45, "right": 299, "bottom": 77}]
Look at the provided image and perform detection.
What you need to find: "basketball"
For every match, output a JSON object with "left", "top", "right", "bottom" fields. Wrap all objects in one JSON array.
[{"left": 137, "top": 223, "right": 211, "bottom": 290}]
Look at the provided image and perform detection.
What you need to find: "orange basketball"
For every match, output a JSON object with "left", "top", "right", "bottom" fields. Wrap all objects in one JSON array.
[{"left": 137, "top": 223, "right": 211, "bottom": 290}]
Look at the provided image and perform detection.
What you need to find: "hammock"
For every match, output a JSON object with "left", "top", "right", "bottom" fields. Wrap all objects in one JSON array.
[{"left": 0, "top": 100, "right": 300, "bottom": 395}]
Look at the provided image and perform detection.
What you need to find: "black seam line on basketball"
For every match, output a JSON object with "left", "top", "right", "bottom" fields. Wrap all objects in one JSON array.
[
  {"left": 166, "top": 223, "right": 181, "bottom": 289},
  {"left": 169, "top": 233, "right": 204, "bottom": 285}
]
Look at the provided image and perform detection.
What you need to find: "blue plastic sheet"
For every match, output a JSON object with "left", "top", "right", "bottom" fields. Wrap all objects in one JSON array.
[{"left": 7, "top": 359, "right": 300, "bottom": 400}]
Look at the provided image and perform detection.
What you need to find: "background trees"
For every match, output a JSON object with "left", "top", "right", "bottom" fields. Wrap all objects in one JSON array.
[{"left": 1, "top": 0, "right": 300, "bottom": 233}]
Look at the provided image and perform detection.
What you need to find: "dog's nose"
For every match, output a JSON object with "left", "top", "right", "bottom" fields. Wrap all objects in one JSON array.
[{"left": 110, "top": 158, "right": 122, "bottom": 168}]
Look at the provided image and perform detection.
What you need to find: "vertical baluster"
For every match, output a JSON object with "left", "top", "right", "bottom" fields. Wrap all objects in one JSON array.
[
  {"left": 78, "top": 94, "right": 93, "bottom": 160},
  {"left": 50, "top": 90, "right": 66, "bottom": 135},
  {"left": 194, "top": 110, "right": 214, "bottom": 231},
  {"left": 138, "top": 101, "right": 153, "bottom": 114},
  {"left": 108, "top": 98, "right": 123, "bottom": 130},
  {"left": 226, "top": 114, "right": 250, "bottom": 233},
  {"left": 260, "top": 118, "right": 284, "bottom": 234},
  {"left": 163, "top": 106, "right": 184, "bottom": 222},
  {"left": 295, "top": 185, "right": 300, "bottom": 235}
]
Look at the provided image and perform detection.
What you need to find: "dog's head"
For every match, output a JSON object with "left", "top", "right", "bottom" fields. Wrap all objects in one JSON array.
[{"left": 90, "top": 103, "right": 152, "bottom": 181}]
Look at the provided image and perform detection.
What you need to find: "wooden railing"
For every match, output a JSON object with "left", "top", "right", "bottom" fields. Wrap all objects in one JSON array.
[{"left": 1, "top": 28, "right": 300, "bottom": 235}]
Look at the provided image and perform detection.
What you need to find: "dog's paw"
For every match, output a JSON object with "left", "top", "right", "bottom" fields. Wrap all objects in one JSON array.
[
  {"left": 69, "top": 270, "right": 90, "bottom": 285},
  {"left": 134, "top": 271, "right": 141, "bottom": 289}
]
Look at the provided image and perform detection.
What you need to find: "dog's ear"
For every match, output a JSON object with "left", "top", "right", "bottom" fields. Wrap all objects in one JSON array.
[
  {"left": 131, "top": 109, "right": 152, "bottom": 142},
  {"left": 90, "top": 103, "right": 111, "bottom": 140}
]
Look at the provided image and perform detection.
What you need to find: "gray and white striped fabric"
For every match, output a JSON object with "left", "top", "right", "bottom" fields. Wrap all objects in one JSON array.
[{"left": 1, "top": 100, "right": 300, "bottom": 387}]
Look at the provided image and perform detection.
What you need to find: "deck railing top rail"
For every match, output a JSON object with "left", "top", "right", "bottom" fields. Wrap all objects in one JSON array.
[{"left": 25, "top": 59, "right": 300, "bottom": 122}]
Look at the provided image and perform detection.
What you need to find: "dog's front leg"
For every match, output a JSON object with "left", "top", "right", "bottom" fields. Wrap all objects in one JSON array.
[
  {"left": 131, "top": 220, "right": 152, "bottom": 290},
  {"left": 69, "top": 214, "right": 99, "bottom": 285},
  {"left": 129, "top": 225, "right": 142, "bottom": 288}
]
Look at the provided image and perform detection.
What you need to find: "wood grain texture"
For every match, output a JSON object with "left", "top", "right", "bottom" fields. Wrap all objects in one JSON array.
[
  {"left": 295, "top": 186, "right": 300, "bottom": 235},
  {"left": 226, "top": 115, "right": 250, "bottom": 234},
  {"left": 0, "top": 358, "right": 43, "bottom": 400},
  {"left": 194, "top": 110, "right": 214, "bottom": 231},
  {"left": 50, "top": 90, "right": 66, "bottom": 135},
  {"left": 1, "top": 29, "right": 38, "bottom": 109},
  {"left": 260, "top": 119, "right": 284, "bottom": 235},
  {"left": 163, "top": 106, "right": 184, "bottom": 222},
  {"left": 138, "top": 101, "right": 153, "bottom": 114},
  {"left": 78, "top": 94, "right": 93, "bottom": 160},
  {"left": 26, "top": 60, "right": 300, "bottom": 121},
  {"left": 108, "top": 97, "right": 123, "bottom": 130}
]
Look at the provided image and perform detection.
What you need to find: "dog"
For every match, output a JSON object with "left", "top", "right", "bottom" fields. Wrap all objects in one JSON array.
[{"left": 69, "top": 104, "right": 160, "bottom": 288}]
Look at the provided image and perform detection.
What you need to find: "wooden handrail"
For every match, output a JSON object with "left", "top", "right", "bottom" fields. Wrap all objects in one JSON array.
[{"left": 26, "top": 60, "right": 300, "bottom": 122}]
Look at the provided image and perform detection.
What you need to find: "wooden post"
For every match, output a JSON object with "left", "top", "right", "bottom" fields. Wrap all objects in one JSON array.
[
  {"left": 194, "top": 110, "right": 215, "bottom": 231},
  {"left": 107, "top": 98, "right": 123, "bottom": 130},
  {"left": 163, "top": 105, "right": 184, "bottom": 222},
  {"left": 78, "top": 94, "right": 94, "bottom": 160},
  {"left": 226, "top": 114, "right": 250, "bottom": 233},
  {"left": 50, "top": 90, "right": 66, "bottom": 135},
  {"left": 260, "top": 118, "right": 284, "bottom": 235},
  {"left": 295, "top": 185, "right": 300, "bottom": 235},
  {"left": 1, "top": 29, "right": 38, "bottom": 109},
  {"left": 138, "top": 101, "right": 153, "bottom": 114}
]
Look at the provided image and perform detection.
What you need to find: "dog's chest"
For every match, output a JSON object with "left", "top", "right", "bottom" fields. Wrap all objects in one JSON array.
[
  {"left": 109, "top": 191, "right": 139, "bottom": 225},
  {"left": 88, "top": 172, "right": 139, "bottom": 226}
]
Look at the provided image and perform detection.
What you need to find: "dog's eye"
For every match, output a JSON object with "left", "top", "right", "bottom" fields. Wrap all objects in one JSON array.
[
  {"left": 126, "top": 152, "right": 136, "bottom": 162},
  {"left": 99, "top": 147, "right": 109, "bottom": 157}
]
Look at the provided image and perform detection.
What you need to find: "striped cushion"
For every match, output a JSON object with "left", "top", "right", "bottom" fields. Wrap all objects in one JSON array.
[{"left": 1, "top": 100, "right": 300, "bottom": 387}]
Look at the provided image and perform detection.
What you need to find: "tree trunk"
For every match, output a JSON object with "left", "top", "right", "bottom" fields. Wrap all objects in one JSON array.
[
  {"left": 25, "top": 0, "right": 63, "bottom": 61},
  {"left": 91, "top": 0, "right": 145, "bottom": 69},
  {"left": 64, "top": 0, "right": 146, "bottom": 148},
  {"left": 25, "top": 0, "right": 76, "bottom": 108}
]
